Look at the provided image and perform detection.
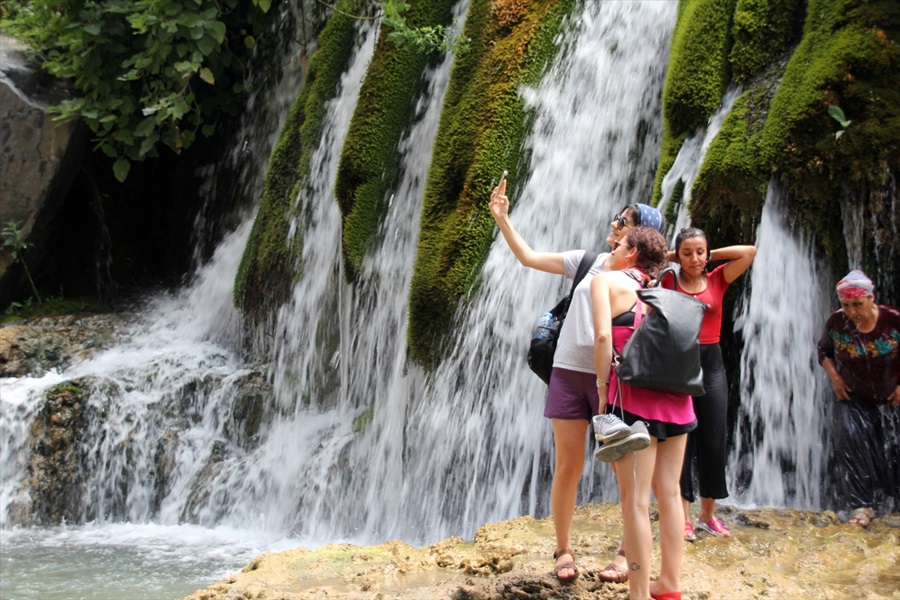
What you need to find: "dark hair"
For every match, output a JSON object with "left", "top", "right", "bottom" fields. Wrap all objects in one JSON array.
[
  {"left": 620, "top": 204, "right": 642, "bottom": 226},
  {"left": 625, "top": 226, "right": 668, "bottom": 280},
  {"left": 674, "top": 227, "right": 709, "bottom": 270}
]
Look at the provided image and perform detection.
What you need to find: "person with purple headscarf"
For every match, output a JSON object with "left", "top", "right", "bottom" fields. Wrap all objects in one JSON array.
[{"left": 817, "top": 270, "right": 900, "bottom": 526}]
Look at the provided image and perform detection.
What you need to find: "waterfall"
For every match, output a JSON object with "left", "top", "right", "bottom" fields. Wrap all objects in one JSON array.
[
  {"left": 728, "top": 181, "right": 835, "bottom": 508},
  {"left": 656, "top": 86, "right": 741, "bottom": 236},
  {"left": 0, "top": 1, "right": 682, "bottom": 550},
  {"left": 0, "top": 11, "right": 379, "bottom": 599},
  {"left": 388, "top": 0, "right": 679, "bottom": 538}
]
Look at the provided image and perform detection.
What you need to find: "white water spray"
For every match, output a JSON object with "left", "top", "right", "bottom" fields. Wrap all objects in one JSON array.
[{"left": 729, "top": 181, "right": 834, "bottom": 508}]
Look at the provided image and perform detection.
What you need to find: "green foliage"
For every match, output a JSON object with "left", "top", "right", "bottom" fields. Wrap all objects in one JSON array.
[
  {"left": 383, "top": 0, "right": 469, "bottom": 55},
  {"left": 1, "top": 0, "right": 271, "bottom": 182},
  {"left": 1, "top": 220, "right": 42, "bottom": 304}
]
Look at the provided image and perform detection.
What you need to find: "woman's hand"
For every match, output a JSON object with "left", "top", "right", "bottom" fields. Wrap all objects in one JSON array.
[
  {"left": 489, "top": 179, "right": 509, "bottom": 222},
  {"left": 597, "top": 384, "right": 609, "bottom": 414},
  {"left": 889, "top": 385, "right": 900, "bottom": 406},
  {"left": 829, "top": 373, "right": 852, "bottom": 401}
]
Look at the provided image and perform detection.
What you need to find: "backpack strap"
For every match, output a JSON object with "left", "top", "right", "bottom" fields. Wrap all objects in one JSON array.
[
  {"left": 570, "top": 251, "right": 599, "bottom": 297},
  {"left": 612, "top": 269, "right": 645, "bottom": 361}
]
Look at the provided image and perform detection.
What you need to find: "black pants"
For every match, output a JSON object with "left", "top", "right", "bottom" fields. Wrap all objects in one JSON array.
[
  {"left": 833, "top": 399, "right": 900, "bottom": 512},
  {"left": 680, "top": 343, "right": 728, "bottom": 502}
]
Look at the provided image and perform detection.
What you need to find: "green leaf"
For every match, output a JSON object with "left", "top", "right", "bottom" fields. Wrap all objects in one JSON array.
[
  {"left": 199, "top": 67, "right": 215, "bottom": 84},
  {"left": 206, "top": 21, "right": 226, "bottom": 44},
  {"left": 113, "top": 157, "right": 131, "bottom": 182},
  {"left": 827, "top": 105, "right": 851, "bottom": 128},
  {"left": 244, "top": 35, "right": 256, "bottom": 50},
  {"left": 197, "top": 35, "right": 215, "bottom": 56},
  {"left": 134, "top": 116, "right": 157, "bottom": 137}
]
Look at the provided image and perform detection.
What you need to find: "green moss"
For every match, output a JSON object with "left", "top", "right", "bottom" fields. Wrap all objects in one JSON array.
[
  {"left": 335, "top": 1, "right": 457, "bottom": 278},
  {"left": 653, "top": 0, "right": 737, "bottom": 202},
  {"left": 0, "top": 297, "right": 110, "bottom": 323},
  {"left": 234, "top": 8, "right": 357, "bottom": 320},
  {"left": 730, "top": 0, "right": 801, "bottom": 83},
  {"left": 407, "top": 0, "right": 577, "bottom": 368},
  {"left": 761, "top": 0, "right": 899, "bottom": 266},
  {"left": 663, "top": 0, "right": 738, "bottom": 139},
  {"left": 689, "top": 90, "right": 768, "bottom": 243}
]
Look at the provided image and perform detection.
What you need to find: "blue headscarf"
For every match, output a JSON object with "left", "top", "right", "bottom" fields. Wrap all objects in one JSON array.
[{"left": 635, "top": 203, "right": 664, "bottom": 233}]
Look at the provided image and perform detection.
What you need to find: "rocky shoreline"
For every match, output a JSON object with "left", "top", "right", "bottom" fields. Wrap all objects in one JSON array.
[{"left": 186, "top": 502, "right": 899, "bottom": 600}]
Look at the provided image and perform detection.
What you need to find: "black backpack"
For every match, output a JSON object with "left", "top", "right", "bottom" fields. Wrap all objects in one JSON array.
[{"left": 527, "top": 251, "right": 598, "bottom": 385}]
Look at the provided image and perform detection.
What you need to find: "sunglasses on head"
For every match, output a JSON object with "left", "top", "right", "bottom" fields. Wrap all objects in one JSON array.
[{"left": 613, "top": 213, "right": 632, "bottom": 229}]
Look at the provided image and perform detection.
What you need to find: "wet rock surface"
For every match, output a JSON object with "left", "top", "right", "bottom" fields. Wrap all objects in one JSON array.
[
  {"left": 186, "top": 503, "right": 900, "bottom": 600},
  {"left": 0, "top": 314, "right": 131, "bottom": 377}
]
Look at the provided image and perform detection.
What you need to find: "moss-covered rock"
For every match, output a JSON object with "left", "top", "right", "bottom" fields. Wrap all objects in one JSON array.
[
  {"left": 689, "top": 57, "right": 786, "bottom": 243},
  {"left": 760, "top": 0, "right": 899, "bottom": 271},
  {"left": 730, "top": 0, "right": 801, "bottom": 83},
  {"left": 334, "top": 1, "right": 457, "bottom": 279},
  {"left": 22, "top": 378, "right": 94, "bottom": 525},
  {"left": 407, "top": 0, "right": 577, "bottom": 367},
  {"left": 234, "top": 7, "right": 357, "bottom": 321},
  {"left": 653, "top": 0, "right": 738, "bottom": 202}
]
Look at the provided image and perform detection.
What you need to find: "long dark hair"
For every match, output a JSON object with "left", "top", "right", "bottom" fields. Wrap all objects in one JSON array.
[
  {"left": 674, "top": 227, "right": 709, "bottom": 272},
  {"left": 626, "top": 226, "right": 668, "bottom": 281}
]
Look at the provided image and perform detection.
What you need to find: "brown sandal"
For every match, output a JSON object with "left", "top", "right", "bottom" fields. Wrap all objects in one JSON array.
[
  {"left": 553, "top": 547, "right": 579, "bottom": 583},
  {"left": 598, "top": 548, "right": 628, "bottom": 583}
]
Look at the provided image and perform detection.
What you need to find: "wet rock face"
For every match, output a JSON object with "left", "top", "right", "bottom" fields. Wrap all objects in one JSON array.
[
  {"left": 24, "top": 378, "right": 95, "bottom": 525},
  {"left": 0, "top": 35, "right": 87, "bottom": 305},
  {"left": 0, "top": 314, "right": 130, "bottom": 377}
]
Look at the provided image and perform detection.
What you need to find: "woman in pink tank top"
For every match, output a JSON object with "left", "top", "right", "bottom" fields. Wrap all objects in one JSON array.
[{"left": 591, "top": 226, "right": 696, "bottom": 600}]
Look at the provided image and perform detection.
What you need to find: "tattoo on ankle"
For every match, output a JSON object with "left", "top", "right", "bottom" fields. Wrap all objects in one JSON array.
[{"left": 630, "top": 562, "right": 641, "bottom": 571}]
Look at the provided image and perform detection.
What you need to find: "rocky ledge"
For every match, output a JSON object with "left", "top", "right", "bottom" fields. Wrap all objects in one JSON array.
[{"left": 187, "top": 502, "right": 899, "bottom": 600}]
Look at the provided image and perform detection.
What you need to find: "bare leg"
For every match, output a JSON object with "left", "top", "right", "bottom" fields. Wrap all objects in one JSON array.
[
  {"left": 551, "top": 418, "right": 590, "bottom": 580},
  {"left": 650, "top": 434, "right": 689, "bottom": 597},
  {"left": 599, "top": 461, "right": 629, "bottom": 581},
  {"left": 616, "top": 440, "right": 656, "bottom": 600}
]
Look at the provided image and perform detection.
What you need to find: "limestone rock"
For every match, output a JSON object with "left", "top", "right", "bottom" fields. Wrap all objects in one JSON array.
[{"left": 0, "top": 35, "right": 87, "bottom": 304}]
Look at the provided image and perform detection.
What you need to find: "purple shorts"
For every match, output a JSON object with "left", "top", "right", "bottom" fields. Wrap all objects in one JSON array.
[{"left": 544, "top": 367, "right": 599, "bottom": 420}]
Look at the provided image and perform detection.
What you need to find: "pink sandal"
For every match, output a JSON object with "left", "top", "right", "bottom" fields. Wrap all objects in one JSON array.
[
  {"left": 696, "top": 516, "right": 731, "bottom": 537},
  {"left": 683, "top": 520, "right": 697, "bottom": 541}
]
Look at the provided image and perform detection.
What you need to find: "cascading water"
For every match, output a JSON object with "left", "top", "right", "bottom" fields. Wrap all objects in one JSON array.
[
  {"left": 2, "top": 1, "right": 873, "bottom": 598},
  {"left": 383, "top": 0, "right": 679, "bottom": 539},
  {"left": 728, "top": 181, "right": 835, "bottom": 508},
  {"left": 656, "top": 86, "right": 741, "bottom": 236},
  {"left": 0, "top": 12, "right": 378, "bottom": 600}
]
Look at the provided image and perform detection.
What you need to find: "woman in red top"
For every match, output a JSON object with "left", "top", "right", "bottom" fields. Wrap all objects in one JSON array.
[{"left": 670, "top": 228, "right": 756, "bottom": 540}]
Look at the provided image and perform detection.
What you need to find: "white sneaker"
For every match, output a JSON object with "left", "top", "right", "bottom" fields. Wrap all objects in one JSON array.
[
  {"left": 592, "top": 413, "right": 631, "bottom": 444},
  {"left": 594, "top": 421, "right": 650, "bottom": 463}
]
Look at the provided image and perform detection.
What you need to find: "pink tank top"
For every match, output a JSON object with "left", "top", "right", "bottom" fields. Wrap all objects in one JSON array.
[{"left": 607, "top": 301, "right": 695, "bottom": 425}]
